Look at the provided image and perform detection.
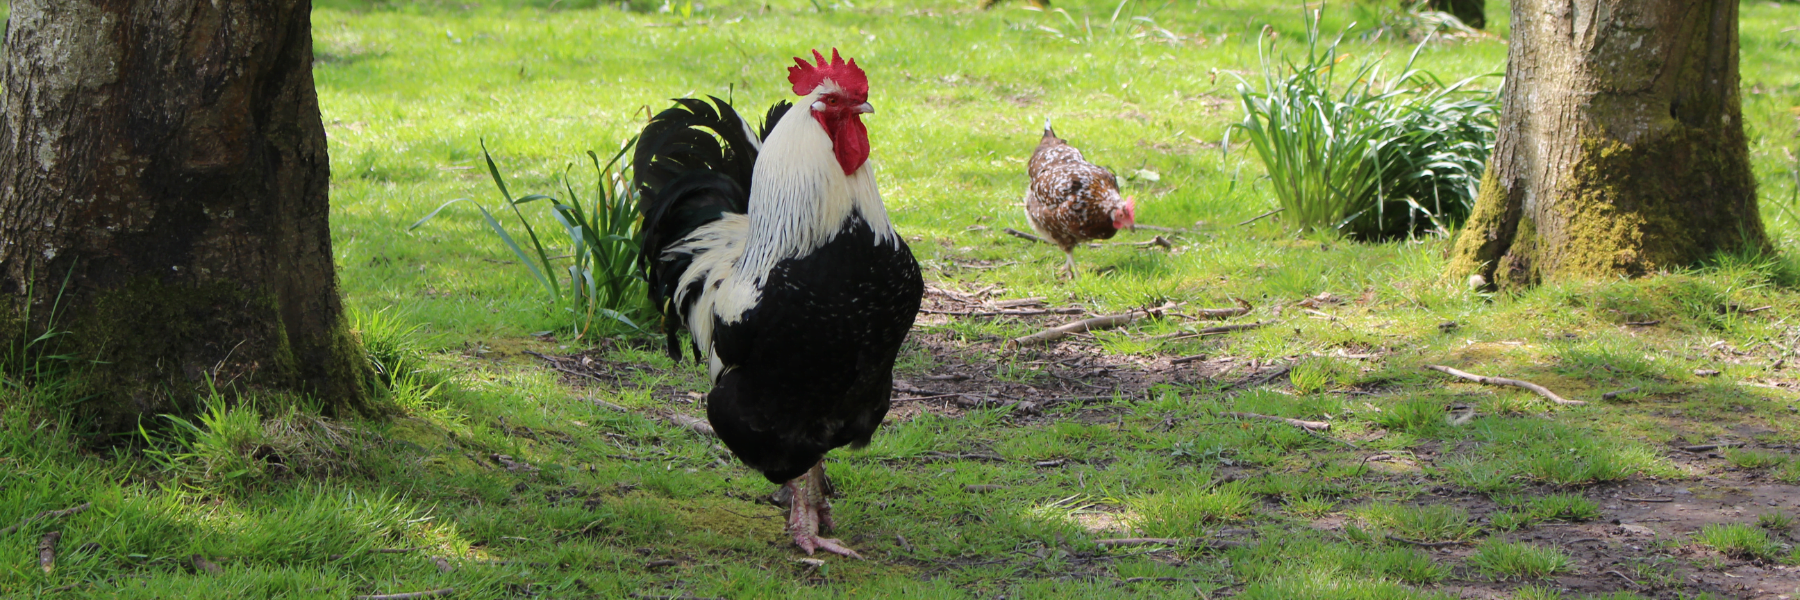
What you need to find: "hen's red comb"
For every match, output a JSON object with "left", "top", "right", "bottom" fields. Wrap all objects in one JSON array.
[{"left": 787, "top": 48, "right": 868, "bottom": 97}]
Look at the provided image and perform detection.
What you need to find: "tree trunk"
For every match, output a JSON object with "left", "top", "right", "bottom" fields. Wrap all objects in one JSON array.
[
  {"left": 1445, "top": 0, "right": 1768, "bottom": 289},
  {"left": 0, "top": 0, "right": 371, "bottom": 430},
  {"left": 1424, "top": 0, "right": 1484, "bottom": 30}
]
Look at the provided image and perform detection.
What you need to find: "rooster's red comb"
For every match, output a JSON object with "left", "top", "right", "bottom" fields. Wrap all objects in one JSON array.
[{"left": 787, "top": 48, "right": 868, "bottom": 98}]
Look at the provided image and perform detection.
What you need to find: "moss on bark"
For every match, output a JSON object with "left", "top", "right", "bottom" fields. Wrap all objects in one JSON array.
[{"left": 53, "top": 277, "right": 373, "bottom": 433}]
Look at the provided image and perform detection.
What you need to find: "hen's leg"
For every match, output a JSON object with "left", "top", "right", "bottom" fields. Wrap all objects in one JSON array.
[
  {"left": 1062, "top": 249, "right": 1079, "bottom": 280},
  {"left": 785, "top": 462, "right": 861, "bottom": 558}
]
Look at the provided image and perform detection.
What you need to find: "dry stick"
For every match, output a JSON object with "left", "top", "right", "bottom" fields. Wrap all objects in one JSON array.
[
  {"left": 667, "top": 414, "right": 716, "bottom": 437},
  {"left": 1219, "top": 411, "right": 1331, "bottom": 432},
  {"left": 0, "top": 502, "right": 91, "bottom": 537},
  {"left": 1189, "top": 298, "right": 1254, "bottom": 320},
  {"left": 1236, "top": 208, "right": 1283, "bottom": 226},
  {"left": 351, "top": 589, "right": 455, "bottom": 600},
  {"left": 1158, "top": 321, "right": 1269, "bottom": 344},
  {"left": 919, "top": 307, "right": 1084, "bottom": 317},
  {"left": 1422, "top": 364, "right": 1586, "bottom": 406},
  {"left": 1601, "top": 386, "right": 1641, "bottom": 401},
  {"left": 990, "top": 296, "right": 1047, "bottom": 308},
  {"left": 39, "top": 531, "right": 60, "bottom": 574},
  {"left": 1008, "top": 303, "right": 1177, "bottom": 349},
  {"left": 522, "top": 350, "right": 612, "bottom": 387},
  {"left": 1095, "top": 538, "right": 1183, "bottom": 548},
  {"left": 1622, "top": 497, "right": 1675, "bottom": 503},
  {"left": 1003, "top": 227, "right": 1048, "bottom": 244},
  {"left": 1132, "top": 224, "right": 1183, "bottom": 233}
]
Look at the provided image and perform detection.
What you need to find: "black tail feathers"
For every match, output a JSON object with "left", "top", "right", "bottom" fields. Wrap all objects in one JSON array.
[{"left": 633, "top": 97, "right": 791, "bottom": 361}]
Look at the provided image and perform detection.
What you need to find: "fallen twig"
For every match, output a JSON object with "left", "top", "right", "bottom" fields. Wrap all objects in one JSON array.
[
  {"left": 1131, "top": 224, "right": 1182, "bottom": 233},
  {"left": 1008, "top": 303, "right": 1177, "bottom": 349},
  {"left": 523, "top": 350, "right": 614, "bottom": 387},
  {"left": 1422, "top": 364, "right": 1586, "bottom": 406},
  {"left": 1169, "top": 354, "right": 1207, "bottom": 365},
  {"left": 1226, "top": 364, "right": 1292, "bottom": 390},
  {"left": 1220, "top": 411, "right": 1330, "bottom": 432},
  {"left": 1236, "top": 208, "right": 1283, "bottom": 226},
  {"left": 1600, "top": 386, "right": 1640, "bottom": 401},
  {"left": 0, "top": 502, "right": 91, "bottom": 537},
  {"left": 919, "top": 306, "right": 1084, "bottom": 317},
  {"left": 990, "top": 297, "right": 1046, "bottom": 308},
  {"left": 1622, "top": 497, "right": 1674, "bottom": 503},
  {"left": 1189, "top": 298, "right": 1254, "bottom": 320},
  {"left": 352, "top": 589, "right": 455, "bottom": 600},
  {"left": 1156, "top": 321, "right": 1268, "bottom": 343},
  {"left": 667, "top": 414, "right": 716, "bottom": 437},
  {"left": 1095, "top": 538, "right": 1184, "bottom": 548},
  {"left": 1003, "top": 227, "right": 1048, "bottom": 244},
  {"left": 1624, "top": 320, "right": 1660, "bottom": 326},
  {"left": 39, "top": 531, "right": 60, "bottom": 573},
  {"left": 588, "top": 396, "right": 628, "bottom": 411},
  {"left": 1680, "top": 443, "right": 1741, "bottom": 452}
]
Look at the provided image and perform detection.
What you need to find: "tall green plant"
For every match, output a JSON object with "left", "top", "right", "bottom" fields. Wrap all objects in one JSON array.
[
  {"left": 1231, "top": 10, "right": 1496, "bottom": 240},
  {"left": 412, "top": 139, "right": 649, "bottom": 338}
]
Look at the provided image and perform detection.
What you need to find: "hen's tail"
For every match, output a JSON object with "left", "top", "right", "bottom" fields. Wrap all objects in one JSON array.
[{"left": 633, "top": 96, "right": 790, "bottom": 360}]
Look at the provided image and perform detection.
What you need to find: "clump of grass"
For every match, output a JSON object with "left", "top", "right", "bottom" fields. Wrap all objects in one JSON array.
[
  {"left": 1510, "top": 584, "right": 1565, "bottom": 600},
  {"left": 1723, "top": 447, "right": 1787, "bottom": 469},
  {"left": 1777, "top": 459, "right": 1800, "bottom": 484},
  {"left": 1286, "top": 495, "right": 1340, "bottom": 518},
  {"left": 412, "top": 140, "right": 649, "bottom": 338},
  {"left": 1231, "top": 9, "right": 1496, "bottom": 240},
  {"left": 1355, "top": 503, "right": 1478, "bottom": 542},
  {"left": 1696, "top": 523, "right": 1780, "bottom": 560},
  {"left": 1758, "top": 512, "right": 1795, "bottom": 531},
  {"left": 1288, "top": 357, "right": 1351, "bottom": 394},
  {"left": 1466, "top": 539, "right": 1572, "bottom": 579},
  {"left": 1133, "top": 481, "right": 1256, "bottom": 537},
  {"left": 1490, "top": 493, "right": 1600, "bottom": 531},
  {"left": 141, "top": 389, "right": 371, "bottom": 489}
]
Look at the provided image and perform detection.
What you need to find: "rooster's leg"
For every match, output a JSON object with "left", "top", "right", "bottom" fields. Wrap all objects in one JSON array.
[
  {"left": 785, "top": 463, "right": 861, "bottom": 559},
  {"left": 810, "top": 462, "right": 837, "bottom": 533},
  {"left": 1062, "top": 249, "right": 1079, "bottom": 280}
]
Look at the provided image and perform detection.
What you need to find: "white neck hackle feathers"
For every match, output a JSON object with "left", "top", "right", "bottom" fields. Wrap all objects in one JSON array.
[{"left": 664, "top": 84, "right": 900, "bottom": 381}]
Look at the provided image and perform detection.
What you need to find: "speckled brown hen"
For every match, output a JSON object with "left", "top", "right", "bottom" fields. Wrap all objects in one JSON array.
[{"left": 1024, "top": 121, "right": 1135, "bottom": 278}]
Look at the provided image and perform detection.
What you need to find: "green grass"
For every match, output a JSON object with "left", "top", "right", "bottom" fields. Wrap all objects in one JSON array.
[
  {"left": 1696, "top": 523, "right": 1781, "bottom": 561},
  {"left": 4, "top": 0, "right": 1800, "bottom": 598},
  {"left": 1466, "top": 539, "right": 1573, "bottom": 580}
]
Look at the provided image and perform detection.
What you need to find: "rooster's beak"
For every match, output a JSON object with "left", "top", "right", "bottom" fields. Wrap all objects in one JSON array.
[{"left": 854, "top": 102, "right": 874, "bottom": 115}]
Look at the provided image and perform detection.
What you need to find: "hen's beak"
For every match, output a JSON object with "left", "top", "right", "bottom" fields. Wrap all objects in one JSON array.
[{"left": 854, "top": 102, "right": 874, "bottom": 114}]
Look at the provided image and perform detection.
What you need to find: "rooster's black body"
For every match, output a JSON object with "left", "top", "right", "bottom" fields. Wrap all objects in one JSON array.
[{"left": 632, "top": 50, "right": 921, "bottom": 558}]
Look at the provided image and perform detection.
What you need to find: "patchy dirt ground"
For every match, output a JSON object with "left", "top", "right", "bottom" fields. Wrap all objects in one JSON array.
[{"left": 514, "top": 284, "right": 1800, "bottom": 600}]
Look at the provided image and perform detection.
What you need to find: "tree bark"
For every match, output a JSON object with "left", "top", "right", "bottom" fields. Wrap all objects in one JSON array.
[
  {"left": 0, "top": 0, "right": 371, "bottom": 430},
  {"left": 1446, "top": 0, "right": 1768, "bottom": 289},
  {"left": 1424, "top": 0, "right": 1484, "bottom": 30}
]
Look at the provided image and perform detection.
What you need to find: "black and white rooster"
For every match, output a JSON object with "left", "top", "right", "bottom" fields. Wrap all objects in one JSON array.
[{"left": 633, "top": 49, "right": 923, "bottom": 558}]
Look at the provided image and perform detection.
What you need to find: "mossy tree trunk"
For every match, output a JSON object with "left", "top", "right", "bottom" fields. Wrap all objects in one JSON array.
[
  {"left": 0, "top": 0, "right": 371, "bottom": 430},
  {"left": 1424, "top": 0, "right": 1484, "bottom": 30},
  {"left": 1445, "top": 0, "right": 1768, "bottom": 289}
]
